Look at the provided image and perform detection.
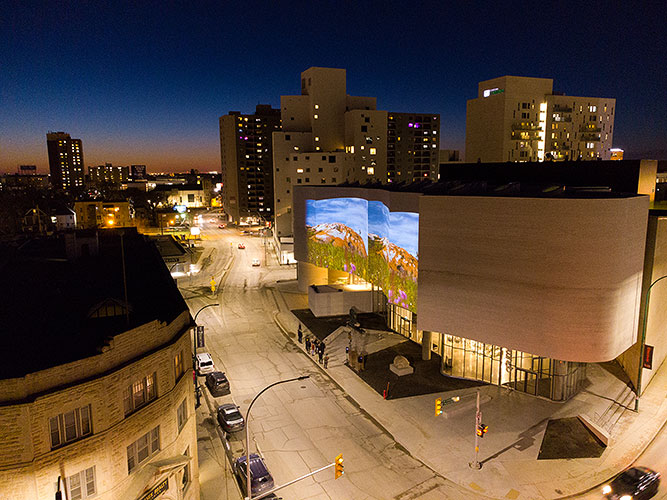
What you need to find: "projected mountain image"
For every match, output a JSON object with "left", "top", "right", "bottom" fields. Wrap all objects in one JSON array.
[
  {"left": 306, "top": 198, "right": 368, "bottom": 278},
  {"left": 305, "top": 198, "right": 419, "bottom": 311},
  {"left": 369, "top": 209, "right": 419, "bottom": 311}
]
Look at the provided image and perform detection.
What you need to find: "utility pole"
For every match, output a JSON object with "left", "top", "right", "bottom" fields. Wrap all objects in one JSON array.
[{"left": 469, "top": 390, "right": 482, "bottom": 470}]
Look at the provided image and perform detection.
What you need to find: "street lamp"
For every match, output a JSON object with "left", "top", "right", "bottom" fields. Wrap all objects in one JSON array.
[
  {"left": 193, "top": 303, "right": 219, "bottom": 323},
  {"left": 244, "top": 375, "right": 310, "bottom": 499},
  {"left": 634, "top": 274, "right": 667, "bottom": 411}
]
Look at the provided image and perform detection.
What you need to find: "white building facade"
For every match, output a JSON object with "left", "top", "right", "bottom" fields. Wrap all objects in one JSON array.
[{"left": 466, "top": 76, "right": 615, "bottom": 163}]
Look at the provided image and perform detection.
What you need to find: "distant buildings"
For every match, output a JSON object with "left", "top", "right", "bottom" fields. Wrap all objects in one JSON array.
[
  {"left": 272, "top": 67, "right": 440, "bottom": 250},
  {"left": 74, "top": 200, "right": 132, "bottom": 229},
  {"left": 89, "top": 163, "right": 130, "bottom": 185},
  {"left": 46, "top": 131, "right": 85, "bottom": 191},
  {"left": 465, "top": 76, "right": 615, "bottom": 163},
  {"left": 131, "top": 164, "right": 147, "bottom": 180},
  {"left": 0, "top": 172, "right": 50, "bottom": 191},
  {"left": 219, "top": 105, "right": 281, "bottom": 224},
  {"left": 0, "top": 229, "right": 198, "bottom": 500},
  {"left": 610, "top": 148, "right": 624, "bottom": 160}
]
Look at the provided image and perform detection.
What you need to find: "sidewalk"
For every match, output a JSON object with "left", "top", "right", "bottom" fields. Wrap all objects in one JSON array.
[{"left": 271, "top": 281, "right": 667, "bottom": 500}]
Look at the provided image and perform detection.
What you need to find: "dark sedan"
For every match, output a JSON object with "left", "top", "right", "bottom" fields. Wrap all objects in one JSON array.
[
  {"left": 205, "top": 371, "right": 230, "bottom": 397},
  {"left": 217, "top": 403, "right": 245, "bottom": 432},
  {"left": 603, "top": 466, "right": 660, "bottom": 499}
]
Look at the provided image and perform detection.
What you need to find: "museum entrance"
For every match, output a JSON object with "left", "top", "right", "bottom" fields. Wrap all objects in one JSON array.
[
  {"left": 387, "top": 304, "right": 418, "bottom": 342},
  {"left": 437, "top": 334, "right": 587, "bottom": 401}
]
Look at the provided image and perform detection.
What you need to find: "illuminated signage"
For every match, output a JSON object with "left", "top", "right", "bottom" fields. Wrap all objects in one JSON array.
[
  {"left": 139, "top": 478, "right": 169, "bottom": 500},
  {"left": 174, "top": 205, "right": 187, "bottom": 213},
  {"left": 643, "top": 345, "right": 654, "bottom": 370},
  {"left": 483, "top": 88, "right": 504, "bottom": 97}
]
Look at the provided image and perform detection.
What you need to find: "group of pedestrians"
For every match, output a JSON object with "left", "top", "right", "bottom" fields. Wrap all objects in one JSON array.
[{"left": 298, "top": 324, "right": 329, "bottom": 368}]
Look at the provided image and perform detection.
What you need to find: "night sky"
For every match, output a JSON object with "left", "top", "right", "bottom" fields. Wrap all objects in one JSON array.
[{"left": 2, "top": 1, "right": 665, "bottom": 173}]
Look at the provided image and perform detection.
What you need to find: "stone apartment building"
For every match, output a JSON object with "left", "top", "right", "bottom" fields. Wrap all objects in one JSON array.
[{"left": 0, "top": 229, "right": 199, "bottom": 500}]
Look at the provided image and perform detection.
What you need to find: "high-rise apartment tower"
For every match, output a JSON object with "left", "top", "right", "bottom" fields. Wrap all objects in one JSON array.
[
  {"left": 46, "top": 132, "right": 85, "bottom": 191},
  {"left": 273, "top": 67, "right": 440, "bottom": 241},
  {"left": 465, "top": 76, "right": 615, "bottom": 163},
  {"left": 219, "top": 105, "right": 281, "bottom": 223}
]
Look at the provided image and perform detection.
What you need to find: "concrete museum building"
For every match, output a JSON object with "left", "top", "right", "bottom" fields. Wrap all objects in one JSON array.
[
  {"left": 292, "top": 159, "right": 665, "bottom": 402},
  {"left": 0, "top": 229, "right": 199, "bottom": 500}
]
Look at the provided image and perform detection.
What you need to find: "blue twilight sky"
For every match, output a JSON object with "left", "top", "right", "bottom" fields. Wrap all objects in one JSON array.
[
  {"left": 305, "top": 197, "right": 368, "bottom": 252},
  {"left": 1, "top": 1, "right": 665, "bottom": 173}
]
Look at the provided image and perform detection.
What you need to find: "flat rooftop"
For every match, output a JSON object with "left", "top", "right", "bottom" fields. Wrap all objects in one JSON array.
[{"left": 0, "top": 229, "right": 189, "bottom": 379}]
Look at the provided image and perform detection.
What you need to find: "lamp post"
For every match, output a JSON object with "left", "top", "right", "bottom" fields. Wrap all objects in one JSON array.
[
  {"left": 634, "top": 274, "right": 667, "bottom": 411},
  {"left": 193, "top": 303, "right": 219, "bottom": 353},
  {"left": 245, "top": 375, "right": 310, "bottom": 499}
]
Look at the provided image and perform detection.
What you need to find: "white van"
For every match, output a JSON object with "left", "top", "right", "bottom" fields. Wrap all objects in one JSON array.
[{"left": 195, "top": 352, "right": 216, "bottom": 376}]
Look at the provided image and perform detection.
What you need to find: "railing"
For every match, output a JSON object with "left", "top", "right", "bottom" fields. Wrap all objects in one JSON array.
[
  {"left": 511, "top": 122, "right": 542, "bottom": 131},
  {"left": 580, "top": 134, "right": 601, "bottom": 141},
  {"left": 553, "top": 105, "right": 573, "bottom": 113}
]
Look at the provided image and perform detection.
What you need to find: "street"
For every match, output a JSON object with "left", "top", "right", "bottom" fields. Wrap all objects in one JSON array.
[
  {"left": 184, "top": 219, "right": 468, "bottom": 499},
  {"left": 181, "top": 218, "right": 666, "bottom": 500}
]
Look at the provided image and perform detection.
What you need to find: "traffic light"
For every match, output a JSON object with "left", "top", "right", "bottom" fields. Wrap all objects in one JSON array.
[
  {"left": 435, "top": 398, "right": 442, "bottom": 416},
  {"left": 476, "top": 424, "right": 488, "bottom": 438},
  {"left": 334, "top": 453, "right": 344, "bottom": 479}
]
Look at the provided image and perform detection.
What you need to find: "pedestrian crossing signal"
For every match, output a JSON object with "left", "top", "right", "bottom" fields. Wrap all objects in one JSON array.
[
  {"left": 476, "top": 424, "right": 488, "bottom": 438},
  {"left": 435, "top": 398, "right": 442, "bottom": 416},
  {"left": 334, "top": 453, "right": 344, "bottom": 479}
]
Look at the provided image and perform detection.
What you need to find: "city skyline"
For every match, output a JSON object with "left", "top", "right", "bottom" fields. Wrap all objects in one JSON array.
[{"left": 2, "top": 2, "right": 666, "bottom": 173}]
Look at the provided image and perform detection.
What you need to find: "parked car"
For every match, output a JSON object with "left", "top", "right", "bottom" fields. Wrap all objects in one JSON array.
[
  {"left": 238, "top": 243, "right": 245, "bottom": 249},
  {"left": 217, "top": 403, "right": 245, "bottom": 432},
  {"left": 194, "top": 352, "right": 216, "bottom": 376},
  {"left": 218, "top": 224, "right": 226, "bottom": 229},
  {"left": 602, "top": 466, "right": 660, "bottom": 499},
  {"left": 234, "top": 454, "right": 274, "bottom": 496},
  {"left": 205, "top": 371, "right": 230, "bottom": 397},
  {"left": 251, "top": 258, "right": 260, "bottom": 267}
]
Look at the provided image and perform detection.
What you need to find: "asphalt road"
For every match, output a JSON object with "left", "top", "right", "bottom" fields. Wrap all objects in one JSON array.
[
  {"left": 184, "top": 218, "right": 667, "bottom": 500},
  {"left": 185, "top": 220, "right": 471, "bottom": 500}
]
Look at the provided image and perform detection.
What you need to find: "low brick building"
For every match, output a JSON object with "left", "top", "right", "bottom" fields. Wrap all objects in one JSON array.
[{"left": 0, "top": 229, "right": 199, "bottom": 500}]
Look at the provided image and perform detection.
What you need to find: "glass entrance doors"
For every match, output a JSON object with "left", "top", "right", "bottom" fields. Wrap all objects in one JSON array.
[{"left": 437, "top": 333, "right": 587, "bottom": 401}]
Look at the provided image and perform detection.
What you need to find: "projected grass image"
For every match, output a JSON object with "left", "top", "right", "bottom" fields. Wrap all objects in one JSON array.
[
  {"left": 306, "top": 198, "right": 368, "bottom": 278},
  {"left": 368, "top": 201, "right": 390, "bottom": 286},
  {"left": 368, "top": 203, "right": 419, "bottom": 312},
  {"left": 385, "top": 212, "right": 419, "bottom": 311}
]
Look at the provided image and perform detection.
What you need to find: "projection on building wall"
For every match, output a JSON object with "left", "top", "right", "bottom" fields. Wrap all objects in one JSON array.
[
  {"left": 305, "top": 198, "right": 369, "bottom": 279},
  {"left": 306, "top": 198, "right": 419, "bottom": 312}
]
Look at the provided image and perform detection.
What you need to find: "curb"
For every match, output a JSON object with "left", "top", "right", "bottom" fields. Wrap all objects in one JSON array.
[{"left": 271, "top": 290, "right": 667, "bottom": 500}]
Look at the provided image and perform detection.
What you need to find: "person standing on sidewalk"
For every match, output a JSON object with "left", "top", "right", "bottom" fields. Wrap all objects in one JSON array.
[
  {"left": 297, "top": 324, "right": 303, "bottom": 343},
  {"left": 305, "top": 336, "right": 311, "bottom": 353},
  {"left": 318, "top": 344, "right": 324, "bottom": 364},
  {"left": 320, "top": 341, "right": 326, "bottom": 358},
  {"left": 324, "top": 354, "right": 329, "bottom": 369}
]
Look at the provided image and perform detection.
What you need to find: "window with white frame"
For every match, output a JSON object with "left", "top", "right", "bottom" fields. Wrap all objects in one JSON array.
[
  {"left": 127, "top": 426, "right": 160, "bottom": 473},
  {"left": 123, "top": 372, "right": 157, "bottom": 417},
  {"left": 49, "top": 405, "right": 92, "bottom": 449},
  {"left": 67, "top": 466, "right": 96, "bottom": 500},
  {"left": 177, "top": 398, "right": 188, "bottom": 433}
]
